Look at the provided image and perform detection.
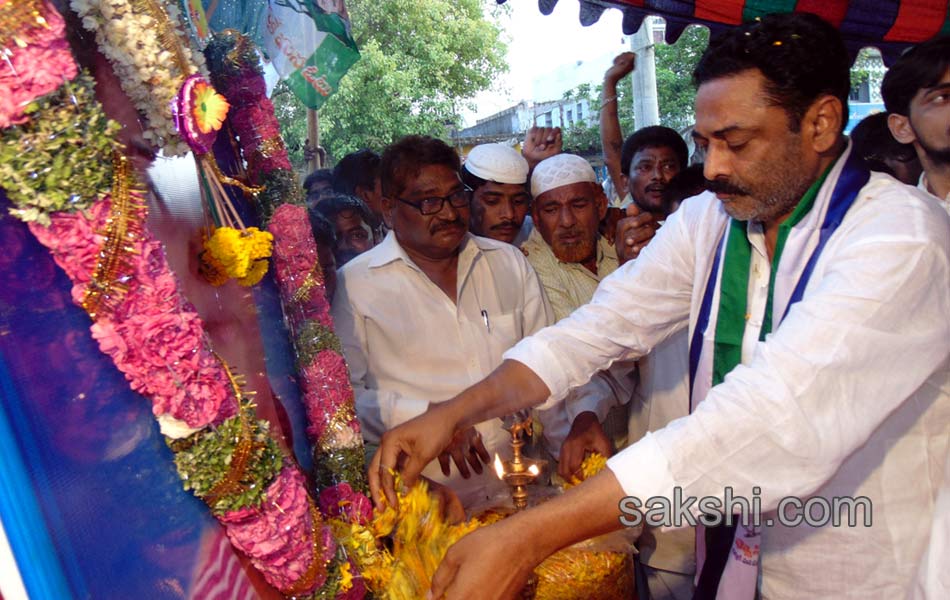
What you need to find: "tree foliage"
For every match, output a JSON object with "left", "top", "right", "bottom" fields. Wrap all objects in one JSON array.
[
  {"left": 654, "top": 25, "right": 710, "bottom": 131},
  {"left": 558, "top": 26, "right": 708, "bottom": 154},
  {"left": 274, "top": 0, "right": 507, "bottom": 168}
]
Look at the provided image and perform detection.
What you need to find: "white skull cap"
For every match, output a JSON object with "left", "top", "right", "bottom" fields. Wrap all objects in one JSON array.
[
  {"left": 463, "top": 144, "right": 529, "bottom": 185},
  {"left": 531, "top": 153, "right": 597, "bottom": 198}
]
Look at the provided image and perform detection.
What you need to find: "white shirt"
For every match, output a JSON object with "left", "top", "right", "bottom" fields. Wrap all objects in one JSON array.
[
  {"left": 332, "top": 231, "right": 553, "bottom": 505},
  {"left": 626, "top": 327, "right": 694, "bottom": 575},
  {"left": 506, "top": 166, "right": 950, "bottom": 598},
  {"left": 919, "top": 172, "right": 950, "bottom": 215}
]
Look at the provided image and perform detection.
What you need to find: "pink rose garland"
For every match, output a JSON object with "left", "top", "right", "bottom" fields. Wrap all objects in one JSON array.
[
  {"left": 221, "top": 466, "right": 336, "bottom": 591},
  {"left": 206, "top": 34, "right": 366, "bottom": 486},
  {"left": 29, "top": 199, "right": 236, "bottom": 429},
  {"left": 0, "top": 0, "right": 77, "bottom": 128},
  {"left": 5, "top": 2, "right": 343, "bottom": 596},
  {"left": 26, "top": 192, "right": 332, "bottom": 594}
]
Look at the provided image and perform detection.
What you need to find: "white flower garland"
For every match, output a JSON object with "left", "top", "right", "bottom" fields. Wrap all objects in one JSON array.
[{"left": 70, "top": 0, "right": 208, "bottom": 156}]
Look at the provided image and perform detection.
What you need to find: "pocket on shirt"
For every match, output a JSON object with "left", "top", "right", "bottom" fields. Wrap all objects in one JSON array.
[{"left": 467, "top": 311, "right": 522, "bottom": 374}]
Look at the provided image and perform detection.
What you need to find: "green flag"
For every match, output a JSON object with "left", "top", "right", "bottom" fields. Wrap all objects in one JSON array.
[
  {"left": 205, "top": 0, "right": 360, "bottom": 109},
  {"left": 261, "top": 0, "right": 359, "bottom": 109}
]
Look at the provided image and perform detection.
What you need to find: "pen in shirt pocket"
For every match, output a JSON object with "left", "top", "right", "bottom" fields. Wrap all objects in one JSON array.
[{"left": 481, "top": 309, "right": 491, "bottom": 333}]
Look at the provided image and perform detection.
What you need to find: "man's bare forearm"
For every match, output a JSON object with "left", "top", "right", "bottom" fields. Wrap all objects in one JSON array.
[
  {"left": 600, "top": 77, "right": 626, "bottom": 199},
  {"left": 443, "top": 360, "right": 551, "bottom": 432},
  {"left": 506, "top": 469, "right": 629, "bottom": 560}
]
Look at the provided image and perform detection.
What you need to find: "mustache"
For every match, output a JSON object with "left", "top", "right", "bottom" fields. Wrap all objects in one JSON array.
[
  {"left": 556, "top": 226, "right": 583, "bottom": 238},
  {"left": 489, "top": 219, "right": 519, "bottom": 230},
  {"left": 705, "top": 178, "right": 751, "bottom": 196},
  {"left": 431, "top": 219, "right": 466, "bottom": 233}
]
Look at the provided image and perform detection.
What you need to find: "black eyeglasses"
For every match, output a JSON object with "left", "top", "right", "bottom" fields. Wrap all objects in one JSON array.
[{"left": 396, "top": 187, "right": 471, "bottom": 215}]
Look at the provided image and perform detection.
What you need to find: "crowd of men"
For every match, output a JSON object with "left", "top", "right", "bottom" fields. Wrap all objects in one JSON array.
[{"left": 304, "top": 17, "right": 949, "bottom": 600}]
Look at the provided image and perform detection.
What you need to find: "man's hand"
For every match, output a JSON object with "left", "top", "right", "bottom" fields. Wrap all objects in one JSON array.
[
  {"left": 438, "top": 426, "right": 491, "bottom": 479},
  {"left": 557, "top": 411, "right": 613, "bottom": 481},
  {"left": 428, "top": 518, "right": 541, "bottom": 600},
  {"left": 600, "top": 206, "right": 624, "bottom": 245},
  {"left": 369, "top": 403, "right": 460, "bottom": 508},
  {"left": 614, "top": 203, "right": 659, "bottom": 265},
  {"left": 522, "top": 126, "right": 562, "bottom": 169},
  {"left": 604, "top": 52, "right": 636, "bottom": 85},
  {"left": 423, "top": 477, "right": 466, "bottom": 525}
]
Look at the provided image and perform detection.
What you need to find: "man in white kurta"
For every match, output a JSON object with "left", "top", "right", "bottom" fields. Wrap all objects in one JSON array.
[
  {"left": 369, "top": 14, "right": 950, "bottom": 600},
  {"left": 333, "top": 230, "right": 550, "bottom": 505},
  {"left": 506, "top": 159, "right": 949, "bottom": 598}
]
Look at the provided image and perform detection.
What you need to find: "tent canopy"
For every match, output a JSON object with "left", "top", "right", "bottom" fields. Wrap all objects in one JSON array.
[{"left": 498, "top": 0, "right": 950, "bottom": 63}]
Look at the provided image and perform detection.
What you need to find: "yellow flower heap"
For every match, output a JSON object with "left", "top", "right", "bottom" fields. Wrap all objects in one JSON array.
[
  {"left": 335, "top": 460, "right": 634, "bottom": 599},
  {"left": 332, "top": 479, "right": 479, "bottom": 599},
  {"left": 563, "top": 452, "right": 608, "bottom": 489},
  {"left": 531, "top": 453, "right": 633, "bottom": 600},
  {"left": 202, "top": 226, "right": 273, "bottom": 287}
]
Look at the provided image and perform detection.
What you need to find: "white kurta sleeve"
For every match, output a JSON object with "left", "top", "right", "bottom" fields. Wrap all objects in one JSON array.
[
  {"left": 608, "top": 203, "right": 950, "bottom": 511},
  {"left": 505, "top": 201, "right": 697, "bottom": 409}
]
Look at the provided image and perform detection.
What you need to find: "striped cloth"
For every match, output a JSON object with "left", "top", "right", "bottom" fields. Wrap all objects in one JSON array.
[{"left": 495, "top": 0, "right": 950, "bottom": 63}]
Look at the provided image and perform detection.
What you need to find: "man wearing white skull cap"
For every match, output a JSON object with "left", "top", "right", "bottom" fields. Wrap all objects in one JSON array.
[
  {"left": 462, "top": 143, "right": 533, "bottom": 245},
  {"left": 523, "top": 153, "right": 635, "bottom": 483}
]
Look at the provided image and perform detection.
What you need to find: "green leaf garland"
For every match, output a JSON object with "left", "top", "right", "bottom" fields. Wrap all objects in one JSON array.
[
  {"left": 0, "top": 72, "right": 121, "bottom": 225},
  {"left": 171, "top": 408, "right": 284, "bottom": 515}
]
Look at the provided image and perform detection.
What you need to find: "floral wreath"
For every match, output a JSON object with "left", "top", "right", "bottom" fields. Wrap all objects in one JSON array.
[
  {"left": 1, "top": 0, "right": 496, "bottom": 597},
  {"left": 0, "top": 1, "right": 367, "bottom": 597}
]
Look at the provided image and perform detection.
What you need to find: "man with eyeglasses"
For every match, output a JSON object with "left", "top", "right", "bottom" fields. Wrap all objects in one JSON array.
[{"left": 330, "top": 135, "right": 555, "bottom": 506}]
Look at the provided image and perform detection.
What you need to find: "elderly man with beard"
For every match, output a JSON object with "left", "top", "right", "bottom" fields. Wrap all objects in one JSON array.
[
  {"left": 883, "top": 35, "right": 950, "bottom": 214},
  {"left": 520, "top": 153, "right": 634, "bottom": 481},
  {"left": 371, "top": 13, "right": 950, "bottom": 600},
  {"left": 522, "top": 153, "right": 619, "bottom": 321}
]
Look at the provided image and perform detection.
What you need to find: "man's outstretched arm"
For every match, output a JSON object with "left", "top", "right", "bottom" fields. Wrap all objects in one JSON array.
[
  {"left": 601, "top": 52, "right": 635, "bottom": 199},
  {"left": 368, "top": 359, "right": 550, "bottom": 507},
  {"left": 428, "top": 469, "right": 629, "bottom": 599}
]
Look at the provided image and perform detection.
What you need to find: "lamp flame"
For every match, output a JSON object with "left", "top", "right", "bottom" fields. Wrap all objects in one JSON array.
[
  {"left": 493, "top": 454, "right": 505, "bottom": 479},
  {"left": 528, "top": 464, "right": 540, "bottom": 476}
]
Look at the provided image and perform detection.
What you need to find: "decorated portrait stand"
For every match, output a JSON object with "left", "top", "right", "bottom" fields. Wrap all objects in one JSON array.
[
  {"left": 0, "top": 0, "right": 371, "bottom": 597},
  {"left": 0, "top": 0, "right": 509, "bottom": 596}
]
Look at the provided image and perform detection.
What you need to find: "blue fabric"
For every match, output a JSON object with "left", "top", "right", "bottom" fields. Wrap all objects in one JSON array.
[{"left": 0, "top": 192, "right": 212, "bottom": 598}]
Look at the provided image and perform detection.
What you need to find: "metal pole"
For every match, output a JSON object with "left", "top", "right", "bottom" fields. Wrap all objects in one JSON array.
[
  {"left": 630, "top": 17, "right": 660, "bottom": 128},
  {"left": 307, "top": 108, "right": 322, "bottom": 170}
]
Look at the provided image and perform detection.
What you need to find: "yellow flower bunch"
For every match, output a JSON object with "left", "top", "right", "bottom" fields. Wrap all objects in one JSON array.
[
  {"left": 333, "top": 479, "right": 481, "bottom": 599},
  {"left": 202, "top": 226, "right": 273, "bottom": 287},
  {"left": 338, "top": 561, "right": 354, "bottom": 593},
  {"left": 564, "top": 452, "right": 608, "bottom": 489}
]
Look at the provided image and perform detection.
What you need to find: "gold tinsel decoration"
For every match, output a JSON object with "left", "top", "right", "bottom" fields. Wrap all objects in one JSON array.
[
  {"left": 0, "top": 0, "right": 48, "bottom": 50},
  {"left": 81, "top": 151, "right": 146, "bottom": 320}
]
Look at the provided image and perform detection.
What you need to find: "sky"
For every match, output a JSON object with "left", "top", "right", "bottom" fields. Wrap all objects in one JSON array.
[{"left": 462, "top": 0, "right": 632, "bottom": 126}]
